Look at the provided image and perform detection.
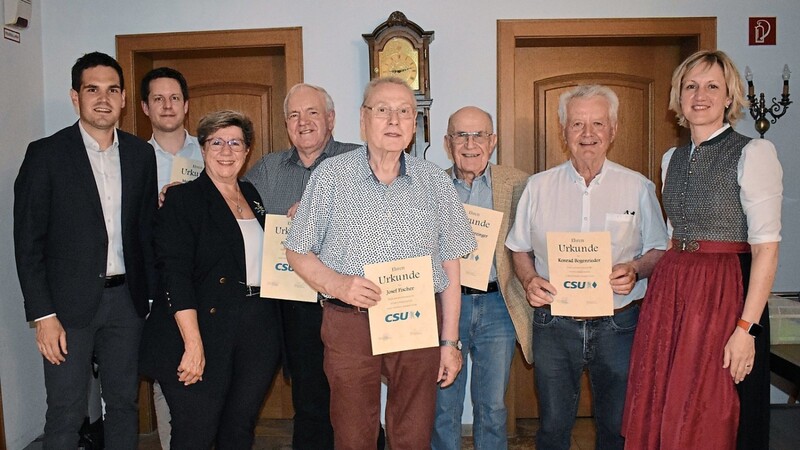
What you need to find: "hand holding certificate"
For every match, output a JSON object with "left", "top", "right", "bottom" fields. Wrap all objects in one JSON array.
[
  {"left": 546, "top": 231, "right": 614, "bottom": 317},
  {"left": 363, "top": 255, "right": 439, "bottom": 355}
]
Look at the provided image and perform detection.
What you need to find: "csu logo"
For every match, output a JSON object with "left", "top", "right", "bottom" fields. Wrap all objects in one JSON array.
[
  {"left": 274, "top": 263, "right": 294, "bottom": 272},
  {"left": 563, "top": 281, "right": 598, "bottom": 289},
  {"left": 384, "top": 311, "right": 422, "bottom": 322}
]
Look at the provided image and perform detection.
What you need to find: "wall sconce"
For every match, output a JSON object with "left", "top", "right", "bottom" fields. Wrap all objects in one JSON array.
[{"left": 745, "top": 64, "right": 792, "bottom": 138}]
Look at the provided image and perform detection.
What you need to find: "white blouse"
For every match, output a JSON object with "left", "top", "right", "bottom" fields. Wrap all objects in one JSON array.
[
  {"left": 661, "top": 124, "right": 783, "bottom": 244},
  {"left": 237, "top": 218, "right": 264, "bottom": 286}
]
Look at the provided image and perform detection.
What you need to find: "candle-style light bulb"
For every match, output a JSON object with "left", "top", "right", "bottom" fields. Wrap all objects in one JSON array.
[
  {"left": 783, "top": 64, "right": 791, "bottom": 96},
  {"left": 745, "top": 66, "right": 755, "bottom": 97}
]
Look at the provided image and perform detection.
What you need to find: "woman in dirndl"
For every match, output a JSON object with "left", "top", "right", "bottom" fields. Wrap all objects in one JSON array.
[{"left": 621, "top": 50, "right": 782, "bottom": 450}]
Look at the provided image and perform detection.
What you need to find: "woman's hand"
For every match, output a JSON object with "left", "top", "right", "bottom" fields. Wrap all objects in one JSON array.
[
  {"left": 177, "top": 338, "right": 205, "bottom": 385},
  {"left": 723, "top": 327, "right": 755, "bottom": 384}
]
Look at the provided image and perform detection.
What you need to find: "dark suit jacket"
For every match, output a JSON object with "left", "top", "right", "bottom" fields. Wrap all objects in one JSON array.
[
  {"left": 14, "top": 121, "right": 157, "bottom": 328},
  {"left": 139, "top": 171, "right": 268, "bottom": 383}
]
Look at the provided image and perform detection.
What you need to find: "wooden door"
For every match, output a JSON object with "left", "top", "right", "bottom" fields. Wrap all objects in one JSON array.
[
  {"left": 118, "top": 28, "right": 303, "bottom": 175},
  {"left": 497, "top": 18, "right": 716, "bottom": 425},
  {"left": 117, "top": 28, "right": 303, "bottom": 429}
]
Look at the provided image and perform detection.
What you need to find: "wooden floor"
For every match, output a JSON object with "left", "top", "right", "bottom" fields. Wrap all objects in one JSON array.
[{"left": 25, "top": 408, "right": 800, "bottom": 449}]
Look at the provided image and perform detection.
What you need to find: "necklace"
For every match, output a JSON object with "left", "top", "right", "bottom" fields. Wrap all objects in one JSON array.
[{"left": 223, "top": 189, "right": 243, "bottom": 214}]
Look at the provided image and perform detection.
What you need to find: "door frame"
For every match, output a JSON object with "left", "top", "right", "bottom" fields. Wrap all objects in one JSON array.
[
  {"left": 116, "top": 27, "right": 303, "bottom": 135},
  {"left": 497, "top": 17, "right": 716, "bottom": 168}
]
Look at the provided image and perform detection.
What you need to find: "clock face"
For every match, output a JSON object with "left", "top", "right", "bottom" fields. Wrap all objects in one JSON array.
[{"left": 378, "top": 37, "right": 420, "bottom": 91}]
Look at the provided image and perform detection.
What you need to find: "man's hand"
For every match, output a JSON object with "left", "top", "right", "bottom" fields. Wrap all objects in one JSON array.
[
  {"left": 177, "top": 338, "right": 205, "bottom": 386},
  {"left": 522, "top": 275, "right": 556, "bottom": 307},
  {"left": 36, "top": 316, "right": 67, "bottom": 364},
  {"left": 609, "top": 263, "right": 637, "bottom": 295},
  {"left": 286, "top": 202, "right": 301, "bottom": 219},
  {"left": 330, "top": 275, "right": 382, "bottom": 308},
  {"left": 437, "top": 345, "right": 463, "bottom": 388},
  {"left": 158, "top": 181, "right": 181, "bottom": 208}
]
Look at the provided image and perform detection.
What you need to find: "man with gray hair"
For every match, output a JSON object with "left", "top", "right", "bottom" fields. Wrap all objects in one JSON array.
[
  {"left": 243, "top": 83, "right": 363, "bottom": 449},
  {"left": 506, "top": 84, "right": 667, "bottom": 449}
]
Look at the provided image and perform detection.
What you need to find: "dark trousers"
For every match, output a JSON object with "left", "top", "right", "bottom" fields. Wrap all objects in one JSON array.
[
  {"left": 42, "top": 283, "right": 143, "bottom": 450},
  {"left": 161, "top": 298, "right": 281, "bottom": 450},
  {"left": 736, "top": 306, "right": 771, "bottom": 450},
  {"left": 280, "top": 300, "right": 335, "bottom": 449},
  {"left": 736, "top": 253, "right": 770, "bottom": 450}
]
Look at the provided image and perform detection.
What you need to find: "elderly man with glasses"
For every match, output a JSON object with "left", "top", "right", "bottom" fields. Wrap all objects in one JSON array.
[
  {"left": 285, "top": 77, "right": 476, "bottom": 450},
  {"left": 431, "top": 106, "right": 533, "bottom": 450}
]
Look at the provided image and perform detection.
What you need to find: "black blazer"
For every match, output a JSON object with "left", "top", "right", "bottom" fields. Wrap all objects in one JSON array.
[
  {"left": 139, "top": 171, "right": 267, "bottom": 383},
  {"left": 14, "top": 122, "right": 157, "bottom": 328}
]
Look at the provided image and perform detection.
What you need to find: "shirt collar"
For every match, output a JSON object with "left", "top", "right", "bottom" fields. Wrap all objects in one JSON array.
[
  {"left": 149, "top": 129, "right": 192, "bottom": 155},
  {"left": 451, "top": 162, "right": 493, "bottom": 189},
  {"left": 568, "top": 158, "right": 607, "bottom": 186},
  {"left": 78, "top": 121, "right": 119, "bottom": 152},
  {"left": 286, "top": 137, "right": 336, "bottom": 168},
  {"left": 360, "top": 146, "right": 408, "bottom": 182}
]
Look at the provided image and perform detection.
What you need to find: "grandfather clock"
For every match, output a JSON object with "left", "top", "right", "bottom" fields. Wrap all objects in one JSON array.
[{"left": 363, "top": 11, "right": 434, "bottom": 158}]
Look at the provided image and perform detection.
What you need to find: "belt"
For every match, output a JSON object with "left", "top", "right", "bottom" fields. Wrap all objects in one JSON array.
[
  {"left": 244, "top": 285, "right": 261, "bottom": 297},
  {"left": 461, "top": 281, "right": 499, "bottom": 295},
  {"left": 560, "top": 299, "right": 642, "bottom": 321},
  {"left": 670, "top": 239, "right": 750, "bottom": 254},
  {"left": 322, "top": 297, "right": 368, "bottom": 314},
  {"left": 104, "top": 274, "right": 125, "bottom": 288}
]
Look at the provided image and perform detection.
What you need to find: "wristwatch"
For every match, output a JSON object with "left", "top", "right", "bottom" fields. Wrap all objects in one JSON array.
[
  {"left": 737, "top": 318, "right": 763, "bottom": 337},
  {"left": 440, "top": 339, "right": 462, "bottom": 351}
]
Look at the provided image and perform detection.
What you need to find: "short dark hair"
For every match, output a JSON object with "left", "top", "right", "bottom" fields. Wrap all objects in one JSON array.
[
  {"left": 140, "top": 67, "right": 189, "bottom": 102},
  {"left": 197, "top": 110, "right": 255, "bottom": 149},
  {"left": 71, "top": 52, "right": 124, "bottom": 92}
]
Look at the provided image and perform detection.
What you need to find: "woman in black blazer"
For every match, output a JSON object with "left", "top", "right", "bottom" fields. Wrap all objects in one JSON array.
[{"left": 140, "top": 110, "right": 280, "bottom": 449}]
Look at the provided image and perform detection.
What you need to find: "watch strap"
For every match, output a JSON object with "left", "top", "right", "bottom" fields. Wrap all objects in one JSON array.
[{"left": 440, "top": 339, "right": 461, "bottom": 350}]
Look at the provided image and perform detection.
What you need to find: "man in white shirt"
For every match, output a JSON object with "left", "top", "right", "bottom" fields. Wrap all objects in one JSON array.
[
  {"left": 506, "top": 85, "right": 667, "bottom": 450},
  {"left": 140, "top": 67, "right": 203, "bottom": 192},
  {"left": 140, "top": 66, "right": 202, "bottom": 449}
]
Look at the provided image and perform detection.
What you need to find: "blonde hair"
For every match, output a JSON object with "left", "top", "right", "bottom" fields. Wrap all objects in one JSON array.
[{"left": 669, "top": 50, "right": 748, "bottom": 128}]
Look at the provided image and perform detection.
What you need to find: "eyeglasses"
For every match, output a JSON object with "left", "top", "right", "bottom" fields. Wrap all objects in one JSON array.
[
  {"left": 363, "top": 105, "right": 416, "bottom": 120},
  {"left": 206, "top": 138, "right": 246, "bottom": 152},
  {"left": 448, "top": 131, "right": 494, "bottom": 145}
]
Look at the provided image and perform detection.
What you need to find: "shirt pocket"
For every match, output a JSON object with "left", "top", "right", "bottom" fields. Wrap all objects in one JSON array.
[{"left": 604, "top": 213, "right": 636, "bottom": 263}]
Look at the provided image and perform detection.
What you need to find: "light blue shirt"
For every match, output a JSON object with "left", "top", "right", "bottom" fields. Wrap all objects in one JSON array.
[{"left": 149, "top": 130, "right": 203, "bottom": 190}]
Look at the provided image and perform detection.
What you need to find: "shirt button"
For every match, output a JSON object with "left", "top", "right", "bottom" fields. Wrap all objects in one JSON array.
[
  {"left": 583, "top": 217, "right": 588, "bottom": 221},
  {"left": 209, "top": 308, "right": 217, "bottom": 314},
  {"left": 219, "top": 277, "right": 226, "bottom": 284},
  {"left": 584, "top": 192, "right": 589, "bottom": 196}
]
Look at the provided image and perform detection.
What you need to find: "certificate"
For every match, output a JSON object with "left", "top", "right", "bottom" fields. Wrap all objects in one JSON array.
[
  {"left": 169, "top": 156, "right": 204, "bottom": 184},
  {"left": 460, "top": 204, "right": 504, "bottom": 291},
  {"left": 546, "top": 231, "right": 614, "bottom": 317},
  {"left": 364, "top": 255, "right": 439, "bottom": 355},
  {"left": 260, "top": 214, "right": 318, "bottom": 302}
]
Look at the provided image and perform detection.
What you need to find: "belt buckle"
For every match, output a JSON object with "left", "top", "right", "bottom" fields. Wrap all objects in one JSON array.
[{"left": 678, "top": 239, "right": 699, "bottom": 253}]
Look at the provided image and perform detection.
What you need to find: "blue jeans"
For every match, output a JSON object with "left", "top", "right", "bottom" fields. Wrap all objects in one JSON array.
[
  {"left": 432, "top": 290, "right": 517, "bottom": 450},
  {"left": 532, "top": 304, "right": 639, "bottom": 450}
]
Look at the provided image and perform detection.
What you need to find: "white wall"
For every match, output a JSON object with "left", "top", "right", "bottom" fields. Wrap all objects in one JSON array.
[
  {"left": 0, "top": 0, "right": 47, "bottom": 449},
  {"left": 1, "top": 0, "right": 797, "bottom": 447}
]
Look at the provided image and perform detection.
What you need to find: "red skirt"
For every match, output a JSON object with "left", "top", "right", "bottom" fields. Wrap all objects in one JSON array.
[{"left": 622, "top": 242, "right": 749, "bottom": 450}]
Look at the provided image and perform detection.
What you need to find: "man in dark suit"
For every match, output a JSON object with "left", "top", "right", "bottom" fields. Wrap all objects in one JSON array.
[{"left": 14, "top": 51, "right": 157, "bottom": 450}]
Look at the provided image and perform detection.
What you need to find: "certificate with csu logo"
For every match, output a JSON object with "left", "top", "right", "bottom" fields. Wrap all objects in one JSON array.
[
  {"left": 363, "top": 255, "right": 439, "bottom": 355},
  {"left": 461, "top": 204, "right": 503, "bottom": 291},
  {"left": 260, "top": 214, "right": 318, "bottom": 302},
  {"left": 546, "top": 231, "right": 614, "bottom": 317}
]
